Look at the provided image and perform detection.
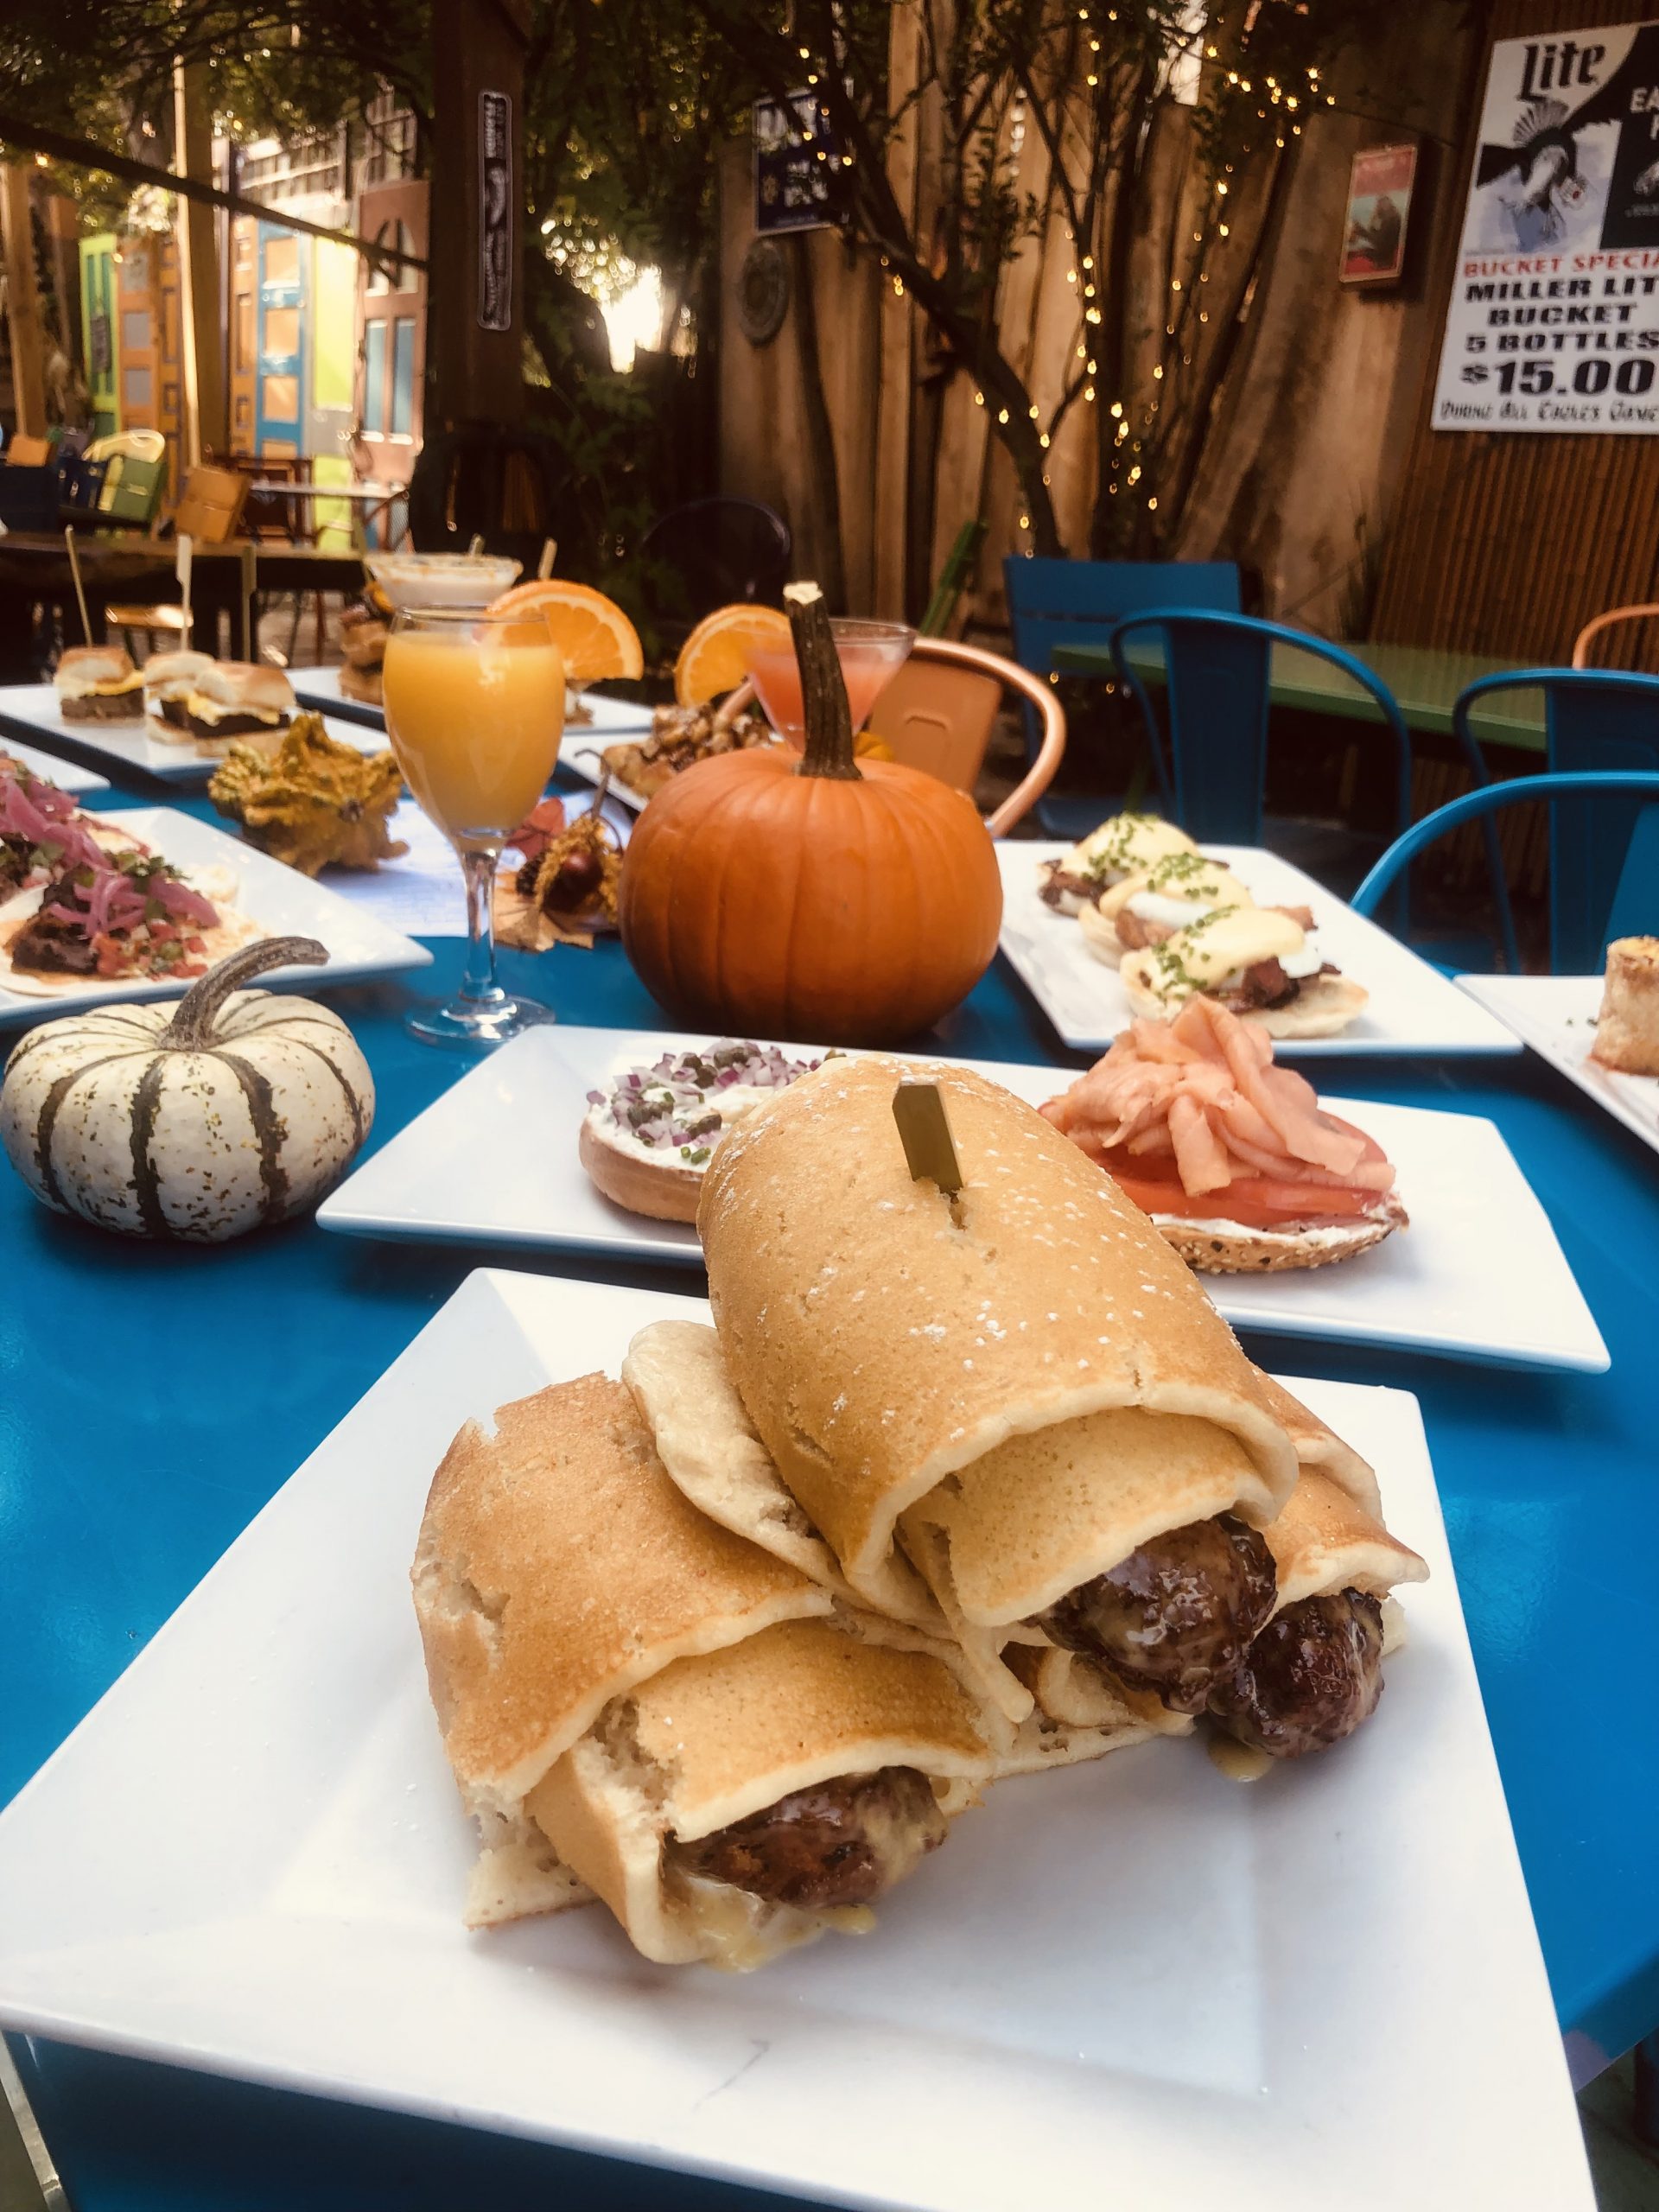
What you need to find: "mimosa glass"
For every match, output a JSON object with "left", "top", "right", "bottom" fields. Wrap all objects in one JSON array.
[
  {"left": 382, "top": 606, "right": 566, "bottom": 1046},
  {"left": 746, "top": 618, "right": 916, "bottom": 747}
]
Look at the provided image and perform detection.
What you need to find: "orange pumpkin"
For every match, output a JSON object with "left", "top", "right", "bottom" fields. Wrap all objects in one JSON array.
[{"left": 619, "top": 591, "right": 1002, "bottom": 1046}]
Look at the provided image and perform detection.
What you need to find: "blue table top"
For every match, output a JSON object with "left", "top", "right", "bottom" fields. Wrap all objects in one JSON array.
[{"left": 3, "top": 780, "right": 1658, "bottom": 2208}]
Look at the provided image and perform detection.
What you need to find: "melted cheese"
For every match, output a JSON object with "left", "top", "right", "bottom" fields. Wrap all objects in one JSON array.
[
  {"left": 57, "top": 669, "right": 143, "bottom": 700},
  {"left": 181, "top": 690, "right": 284, "bottom": 726},
  {"left": 672, "top": 1871, "right": 875, "bottom": 1971}
]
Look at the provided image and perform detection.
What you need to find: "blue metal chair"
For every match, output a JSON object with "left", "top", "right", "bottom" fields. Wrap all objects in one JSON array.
[
  {"left": 1452, "top": 670, "right": 1659, "bottom": 973},
  {"left": 1105, "top": 609, "right": 1432, "bottom": 849},
  {"left": 1002, "top": 556, "right": 1240, "bottom": 834},
  {"left": 1351, "top": 772, "right": 1659, "bottom": 972}
]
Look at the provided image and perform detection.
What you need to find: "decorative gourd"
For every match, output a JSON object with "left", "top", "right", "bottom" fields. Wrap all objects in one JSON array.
[
  {"left": 619, "top": 586, "right": 1002, "bottom": 1046},
  {"left": 0, "top": 936, "right": 374, "bottom": 1242}
]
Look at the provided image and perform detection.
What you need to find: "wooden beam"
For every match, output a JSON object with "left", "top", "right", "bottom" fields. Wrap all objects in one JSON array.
[
  {"left": 428, "top": 0, "right": 529, "bottom": 429},
  {"left": 872, "top": 3, "right": 920, "bottom": 621},
  {"left": 172, "top": 61, "right": 227, "bottom": 466},
  {"left": 0, "top": 164, "right": 46, "bottom": 436},
  {"left": 0, "top": 110, "right": 423, "bottom": 274}
]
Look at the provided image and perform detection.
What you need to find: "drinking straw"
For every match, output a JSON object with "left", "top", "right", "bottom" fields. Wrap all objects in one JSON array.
[
  {"left": 537, "top": 537, "right": 556, "bottom": 580},
  {"left": 467, "top": 533, "right": 485, "bottom": 557},
  {"left": 176, "top": 534, "right": 194, "bottom": 646},
  {"left": 62, "top": 526, "right": 92, "bottom": 644},
  {"left": 241, "top": 543, "right": 256, "bottom": 661}
]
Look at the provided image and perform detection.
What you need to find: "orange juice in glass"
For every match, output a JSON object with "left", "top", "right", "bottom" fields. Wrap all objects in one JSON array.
[{"left": 382, "top": 606, "right": 566, "bottom": 1046}]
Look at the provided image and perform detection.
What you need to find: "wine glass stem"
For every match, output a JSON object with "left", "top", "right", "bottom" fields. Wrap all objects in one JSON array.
[{"left": 457, "top": 845, "right": 504, "bottom": 1006}]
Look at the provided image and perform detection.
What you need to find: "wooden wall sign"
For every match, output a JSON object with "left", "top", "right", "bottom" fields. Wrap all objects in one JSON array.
[
  {"left": 1341, "top": 143, "right": 1419, "bottom": 287},
  {"left": 1433, "top": 21, "right": 1659, "bottom": 434},
  {"left": 478, "top": 89, "right": 512, "bottom": 334},
  {"left": 753, "top": 90, "right": 842, "bottom": 235}
]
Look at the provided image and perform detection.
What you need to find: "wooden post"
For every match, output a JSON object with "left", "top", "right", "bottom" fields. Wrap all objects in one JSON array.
[
  {"left": 0, "top": 165, "right": 47, "bottom": 436},
  {"left": 872, "top": 5, "right": 921, "bottom": 622},
  {"left": 428, "top": 0, "right": 529, "bottom": 429},
  {"left": 173, "top": 60, "right": 227, "bottom": 465}
]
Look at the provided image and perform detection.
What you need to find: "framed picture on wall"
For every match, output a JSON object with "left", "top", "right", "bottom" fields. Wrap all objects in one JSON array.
[{"left": 1341, "top": 143, "right": 1418, "bottom": 286}]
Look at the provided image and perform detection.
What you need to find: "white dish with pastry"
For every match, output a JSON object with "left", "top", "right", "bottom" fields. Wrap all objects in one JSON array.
[
  {"left": 1462, "top": 940, "right": 1659, "bottom": 1159},
  {"left": 316, "top": 1022, "right": 1605, "bottom": 1370},
  {"left": 0, "top": 1257, "right": 1592, "bottom": 2211},
  {"left": 1003, "top": 827, "right": 1519, "bottom": 1056},
  {"left": 0, "top": 676, "right": 391, "bottom": 785}
]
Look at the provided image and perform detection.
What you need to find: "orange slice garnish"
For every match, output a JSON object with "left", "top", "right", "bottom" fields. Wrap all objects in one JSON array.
[
  {"left": 674, "top": 602, "right": 793, "bottom": 708},
  {"left": 487, "top": 580, "right": 644, "bottom": 683}
]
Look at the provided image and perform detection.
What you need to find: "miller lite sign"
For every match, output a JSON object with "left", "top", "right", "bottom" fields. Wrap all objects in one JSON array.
[{"left": 1433, "top": 22, "right": 1659, "bottom": 433}]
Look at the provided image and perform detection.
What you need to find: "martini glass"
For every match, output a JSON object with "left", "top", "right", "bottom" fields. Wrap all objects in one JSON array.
[
  {"left": 381, "top": 606, "right": 566, "bottom": 1046},
  {"left": 747, "top": 618, "right": 916, "bottom": 747}
]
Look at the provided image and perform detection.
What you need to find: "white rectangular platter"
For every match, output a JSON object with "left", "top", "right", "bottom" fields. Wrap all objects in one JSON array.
[
  {"left": 1460, "top": 971, "right": 1659, "bottom": 1160},
  {"left": 0, "top": 806, "right": 430, "bottom": 1027},
  {"left": 317, "top": 1025, "right": 1605, "bottom": 1371},
  {"left": 0, "top": 683, "right": 390, "bottom": 784},
  {"left": 0, "top": 1269, "right": 1591, "bottom": 2212},
  {"left": 1000, "top": 842, "right": 1520, "bottom": 1057},
  {"left": 0, "top": 738, "right": 108, "bottom": 793}
]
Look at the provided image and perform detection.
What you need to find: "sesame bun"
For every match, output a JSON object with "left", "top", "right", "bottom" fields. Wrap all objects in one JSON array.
[
  {"left": 1154, "top": 1194, "right": 1407, "bottom": 1277},
  {"left": 697, "top": 1058, "right": 1299, "bottom": 1708}
]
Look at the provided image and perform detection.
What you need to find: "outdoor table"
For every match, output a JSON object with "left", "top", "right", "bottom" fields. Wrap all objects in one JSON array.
[
  {"left": 248, "top": 480, "right": 407, "bottom": 551},
  {"left": 1054, "top": 637, "right": 1548, "bottom": 751},
  {"left": 3, "top": 772, "right": 1657, "bottom": 2209}
]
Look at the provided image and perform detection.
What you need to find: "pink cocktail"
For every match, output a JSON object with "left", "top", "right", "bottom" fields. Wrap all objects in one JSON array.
[{"left": 747, "top": 618, "right": 916, "bottom": 746}]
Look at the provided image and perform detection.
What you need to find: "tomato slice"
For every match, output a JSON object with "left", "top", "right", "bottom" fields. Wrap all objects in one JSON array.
[{"left": 1082, "top": 1131, "right": 1388, "bottom": 1228}]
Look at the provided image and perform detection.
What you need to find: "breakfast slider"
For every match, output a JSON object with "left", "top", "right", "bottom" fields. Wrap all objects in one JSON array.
[
  {"left": 1078, "top": 851, "right": 1254, "bottom": 955},
  {"left": 54, "top": 644, "right": 144, "bottom": 722},
  {"left": 337, "top": 580, "right": 392, "bottom": 707},
  {"left": 1119, "top": 902, "right": 1368, "bottom": 1038},
  {"left": 1040, "top": 996, "right": 1406, "bottom": 1272},
  {"left": 413, "top": 1371, "right": 991, "bottom": 1965},
  {"left": 697, "top": 1057, "right": 1300, "bottom": 1729},
  {"left": 146, "top": 659, "right": 296, "bottom": 755},
  {"left": 1038, "top": 812, "right": 1198, "bottom": 914}
]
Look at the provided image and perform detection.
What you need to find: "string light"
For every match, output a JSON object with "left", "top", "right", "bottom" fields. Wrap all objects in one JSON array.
[
  {"left": 974, "top": 391, "right": 985, "bottom": 406},
  {"left": 997, "top": 407, "right": 1009, "bottom": 423}
]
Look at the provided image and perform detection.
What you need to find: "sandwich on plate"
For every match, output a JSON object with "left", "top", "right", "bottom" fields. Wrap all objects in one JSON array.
[
  {"left": 413, "top": 1372, "right": 994, "bottom": 1966},
  {"left": 338, "top": 581, "right": 392, "bottom": 707},
  {"left": 579, "top": 1039, "right": 826, "bottom": 1222},
  {"left": 54, "top": 644, "right": 144, "bottom": 723},
  {"left": 1039, "top": 996, "right": 1406, "bottom": 1271},
  {"left": 1119, "top": 901, "right": 1368, "bottom": 1037},
  {"left": 144, "top": 658, "right": 296, "bottom": 756},
  {"left": 692, "top": 1056, "right": 1423, "bottom": 1767},
  {"left": 1077, "top": 849, "right": 1254, "bottom": 957},
  {"left": 1038, "top": 812, "right": 1198, "bottom": 915}
]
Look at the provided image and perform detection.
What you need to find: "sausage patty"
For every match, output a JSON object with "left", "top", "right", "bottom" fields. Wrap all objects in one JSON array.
[
  {"left": 1038, "top": 1513, "right": 1278, "bottom": 1714},
  {"left": 1209, "top": 1587, "right": 1384, "bottom": 1758},
  {"left": 673, "top": 1765, "right": 946, "bottom": 1912}
]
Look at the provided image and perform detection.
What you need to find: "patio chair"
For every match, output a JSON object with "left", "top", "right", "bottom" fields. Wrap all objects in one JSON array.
[
  {"left": 1351, "top": 771, "right": 1659, "bottom": 972},
  {"left": 1571, "top": 601, "right": 1659, "bottom": 669},
  {"left": 721, "top": 636, "right": 1066, "bottom": 836},
  {"left": 1001, "top": 555, "right": 1241, "bottom": 835},
  {"left": 639, "top": 498, "right": 792, "bottom": 640},
  {"left": 1451, "top": 669, "right": 1659, "bottom": 972}
]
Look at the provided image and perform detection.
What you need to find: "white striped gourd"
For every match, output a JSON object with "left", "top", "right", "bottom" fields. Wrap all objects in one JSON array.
[{"left": 0, "top": 935, "right": 373, "bottom": 1241}]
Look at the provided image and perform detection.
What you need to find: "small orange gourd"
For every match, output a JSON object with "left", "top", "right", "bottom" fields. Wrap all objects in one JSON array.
[{"left": 619, "top": 588, "right": 1002, "bottom": 1046}]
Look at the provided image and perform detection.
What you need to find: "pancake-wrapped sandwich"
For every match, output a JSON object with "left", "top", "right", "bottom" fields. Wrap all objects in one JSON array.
[
  {"left": 696, "top": 1058, "right": 1301, "bottom": 1736},
  {"left": 413, "top": 1371, "right": 992, "bottom": 1966},
  {"left": 1208, "top": 1373, "right": 1428, "bottom": 1761}
]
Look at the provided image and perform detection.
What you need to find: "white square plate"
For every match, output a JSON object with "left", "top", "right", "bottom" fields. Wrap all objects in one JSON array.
[
  {"left": 0, "top": 806, "right": 430, "bottom": 1028},
  {"left": 317, "top": 1026, "right": 1606, "bottom": 1371},
  {"left": 0, "top": 1271, "right": 1592, "bottom": 2212},
  {"left": 1459, "top": 972, "right": 1659, "bottom": 1159},
  {"left": 0, "top": 738, "right": 107, "bottom": 794},
  {"left": 0, "top": 683, "right": 390, "bottom": 784},
  {"left": 1001, "top": 842, "right": 1521, "bottom": 1057}
]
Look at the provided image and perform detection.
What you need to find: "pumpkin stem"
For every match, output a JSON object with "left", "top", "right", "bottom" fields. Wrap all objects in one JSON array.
[
  {"left": 786, "top": 582, "right": 861, "bottom": 782},
  {"left": 160, "top": 936, "right": 328, "bottom": 1047}
]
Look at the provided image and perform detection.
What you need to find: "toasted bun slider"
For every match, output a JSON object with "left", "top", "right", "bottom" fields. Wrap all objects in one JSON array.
[
  {"left": 1040, "top": 997, "right": 1406, "bottom": 1274},
  {"left": 413, "top": 1371, "right": 990, "bottom": 1964},
  {"left": 146, "top": 660, "right": 296, "bottom": 754},
  {"left": 1592, "top": 936, "right": 1659, "bottom": 1077},
  {"left": 54, "top": 645, "right": 143, "bottom": 721},
  {"left": 580, "top": 1039, "right": 824, "bottom": 1224},
  {"left": 1120, "top": 903, "right": 1368, "bottom": 1039},
  {"left": 697, "top": 1057, "right": 1300, "bottom": 1728},
  {"left": 1038, "top": 812, "right": 1198, "bottom": 915}
]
